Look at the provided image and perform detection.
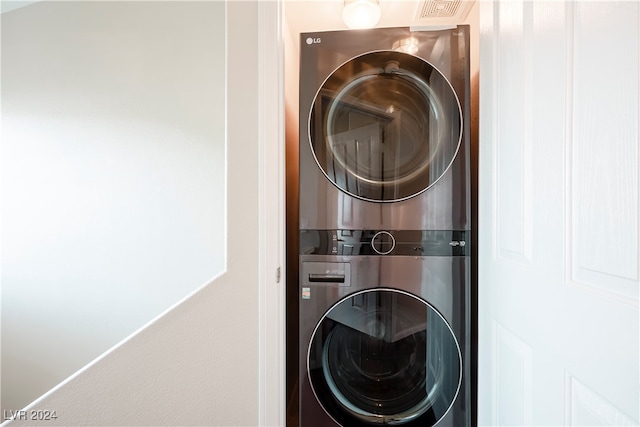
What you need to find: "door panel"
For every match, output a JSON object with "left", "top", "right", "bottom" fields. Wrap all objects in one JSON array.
[
  {"left": 494, "top": 0, "right": 533, "bottom": 265},
  {"left": 479, "top": 1, "right": 639, "bottom": 425},
  {"left": 309, "top": 51, "right": 463, "bottom": 202},
  {"left": 307, "top": 288, "right": 462, "bottom": 427},
  {"left": 570, "top": 2, "right": 639, "bottom": 300}
]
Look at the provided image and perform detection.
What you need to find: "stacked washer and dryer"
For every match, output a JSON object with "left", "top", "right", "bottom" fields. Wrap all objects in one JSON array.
[{"left": 298, "top": 26, "right": 471, "bottom": 426}]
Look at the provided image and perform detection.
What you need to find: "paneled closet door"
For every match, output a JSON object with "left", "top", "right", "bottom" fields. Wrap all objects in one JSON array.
[{"left": 478, "top": 1, "right": 639, "bottom": 425}]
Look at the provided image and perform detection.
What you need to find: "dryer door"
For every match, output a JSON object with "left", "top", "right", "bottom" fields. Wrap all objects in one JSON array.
[
  {"left": 307, "top": 289, "right": 461, "bottom": 426},
  {"left": 309, "top": 51, "right": 462, "bottom": 203}
]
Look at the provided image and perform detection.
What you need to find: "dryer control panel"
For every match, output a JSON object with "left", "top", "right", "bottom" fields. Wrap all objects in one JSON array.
[{"left": 300, "top": 229, "right": 468, "bottom": 256}]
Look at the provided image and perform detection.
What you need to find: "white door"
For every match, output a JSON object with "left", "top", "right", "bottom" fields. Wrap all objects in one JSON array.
[{"left": 478, "top": 1, "right": 639, "bottom": 426}]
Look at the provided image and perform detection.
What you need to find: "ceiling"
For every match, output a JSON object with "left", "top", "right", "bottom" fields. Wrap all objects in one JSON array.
[
  {"left": 284, "top": 0, "right": 475, "bottom": 36},
  {"left": 2, "top": 0, "right": 475, "bottom": 29}
]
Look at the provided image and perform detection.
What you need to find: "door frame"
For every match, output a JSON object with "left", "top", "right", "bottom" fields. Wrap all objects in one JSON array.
[{"left": 257, "top": 1, "right": 286, "bottom": 426}]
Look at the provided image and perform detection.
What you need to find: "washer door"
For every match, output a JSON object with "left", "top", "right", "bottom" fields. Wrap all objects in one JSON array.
[
  {"left": 307, "top": 289, "right": 461, "bottom": 426},
  {"left": 309, "top": 51, "right": 462, "bottom": 202}
]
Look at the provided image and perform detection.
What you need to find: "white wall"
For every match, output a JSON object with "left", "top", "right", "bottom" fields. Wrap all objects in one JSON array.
[
  {"left": 0, "top": 1, "right": 284, "bottom": 425},
  {"left": 1, "top": 1, "right": 226, "bottom": 415}
]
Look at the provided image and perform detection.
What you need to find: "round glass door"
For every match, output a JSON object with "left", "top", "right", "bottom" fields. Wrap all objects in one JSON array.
[
  {"left": 309, "top": 51, "right": 462, "bottom": 202},
  {"left": 307, "top": 289, "right": 461, "bottom": 426}
]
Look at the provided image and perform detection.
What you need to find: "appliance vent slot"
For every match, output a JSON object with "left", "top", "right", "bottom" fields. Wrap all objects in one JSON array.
[{"left": 419, "top": 0, "right": 462, "bottom": 18}]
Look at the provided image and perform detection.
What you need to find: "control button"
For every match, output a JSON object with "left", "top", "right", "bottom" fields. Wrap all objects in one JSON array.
[
  {"left": 339, "top": 243, "right": 354, "bottom": 255},
  {"left": 371, "top": 231, "right": 395, "bottom": 255}
]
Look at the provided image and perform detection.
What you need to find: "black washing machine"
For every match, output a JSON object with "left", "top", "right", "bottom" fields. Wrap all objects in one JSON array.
[{"left": 298, "top": 26, "right": 471, "bottom": 426}]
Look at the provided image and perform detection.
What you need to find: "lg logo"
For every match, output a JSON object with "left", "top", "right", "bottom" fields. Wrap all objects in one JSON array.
[{"left": 306, "top": 37, "right": 321, "bottom": 45}]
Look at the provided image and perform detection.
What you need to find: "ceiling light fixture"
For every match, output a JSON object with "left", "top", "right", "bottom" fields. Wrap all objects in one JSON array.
[{"left": 342, "top": 0, "right": 381, "bottom": 30}]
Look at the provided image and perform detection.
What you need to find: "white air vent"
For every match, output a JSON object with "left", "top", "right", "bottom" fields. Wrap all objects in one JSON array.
[{"left": 415, "top": 0, "right": 474, "bottom": 22}]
